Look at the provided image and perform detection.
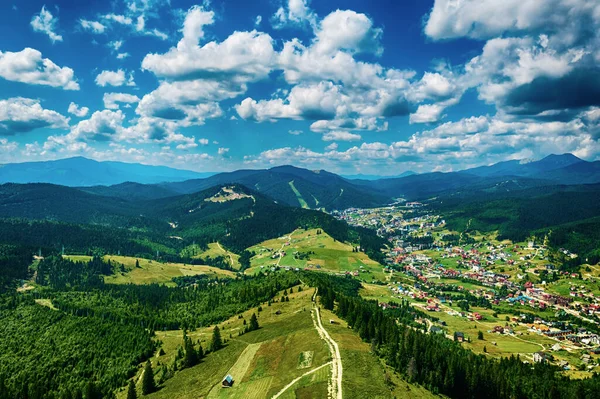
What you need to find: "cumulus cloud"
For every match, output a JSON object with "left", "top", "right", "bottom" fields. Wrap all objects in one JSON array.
[
  {"left": 68, "top": 102, "right": 89, "bottom": 117},
  {"left": 142, "top": 6, "right": 275, "bottom": 82},
  {"left": 70, "top": 109, "right": 126, "bottom": 142},
  {"left": 322, "top": 131, "right": 361, "bottom": 141},
  {"left": 272, "top": 0, "right": 317, "bottom": 30},
  {"left": 95, "top": 69, "right": 135, "bottom": 87},
  {"left": 218, "top": 147, "right": 230, "bottom": 155},
  {"left": 424, "top": 0, "right": 599, "bottom": 41},
  {"left": 0, "top": 98, "right": 69, "bottom": 136},
  {"left": 103, "top": 93, "right": 141, "bottom": 110},
  {"left": 0, "top": 48, "right": 79, "bottom": 90},
  {"left": 31, "top": 6, "right": 63, "bottom": 43},
  {"left": 136, "top": 80, "right": 239, "bottom": 123}
]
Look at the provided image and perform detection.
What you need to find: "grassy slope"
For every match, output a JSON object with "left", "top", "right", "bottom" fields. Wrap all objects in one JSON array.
[
  {"left": 320, "top": 307, "right": 438, "bottom": 399},
  {"left": 63, "top": 255, "right": 235, "bottom": 286},
  {"left": 181, "top": 242, "right": 241, "bottom": 269},
  {"left": 118, "top": 287, "right": 331, "bottom": 399},
  {"left": 246, "top": 229, "right": 384, "bottom": 280},
  {"left": 288, "top": 181, "right": 309, "bottom": 209}
]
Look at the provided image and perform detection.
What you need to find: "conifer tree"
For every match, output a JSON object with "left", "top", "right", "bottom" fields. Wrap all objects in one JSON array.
[
  {"left": 141, "top": 360, "right": 155, "bottom": 395},
  {"left": 210, "top": 326, "right": 223, "bottom": 352},
  {"left": 249, "top": 313, "right": 259, "bottom": 331},
  {"left": 126, "top": 380, "right": 137, "bottom": 399}
]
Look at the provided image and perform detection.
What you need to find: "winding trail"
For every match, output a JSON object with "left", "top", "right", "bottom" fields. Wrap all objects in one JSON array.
[
  {"left": 311, "top": 288, "right": 343, "bottom": 399},
  {"left": 216, "top": 242, "right": 236, "bottom": 268},
  {"left": 270, "top": 361, "right": 333, "bottom": 399}
]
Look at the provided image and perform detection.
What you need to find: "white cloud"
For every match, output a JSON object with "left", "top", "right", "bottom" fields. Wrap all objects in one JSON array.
[
  {"left": 142, "top": 6, "right": 275, "bottom": 82},
  {"left": 198, "top": 138, "right": 209, "bottom": 145},
  {"left": 95, "top": 69, "right": 135, "bottom": 87},
  {"left": 31, "top": 6, "right": 63, "bottom": 43},
  {"left": 325, "top": 142, "right": 338, "bottom": 151},
  {"left": 117, "top": 52, "right": 130, "bottom": 59},
  {"left": 218, "top": 147, "right": 230, "bottom": 155},
  {"left": 322, "top": 131, "right": 361, "bottom": 141},
  {"left": 103, "top": 14, "right": 132, "bottom": 25},
  {"left": 424, "top": 0, "right": 599, "bottom": 41},
  {"left": 0, "top": 48, "right": 79, "bottom": 90},
  {"left": 0, "top": 98, "right": 69, "bottom": 135},
  {"left": 272, "top": 0, "right": 317, "bottom": 29},
  {"left": 409, "top": 104, "right": 446, "bottom": 124},
  {"left": 255, "top": 15, "right": 262, "bottom": 26},
  {"left": 69, "top": 109, "right": 125, "bottom": 142},
  {"left": 108, "top": 40, "right": 123, "bottom": 51},
  {"left": 103, "top": 92, "right": 141, "bottom": 110},
  {"left": 136, "top": 79, "right": 239, "bottom": 123},
  {"left": 68, "top": 102, "right": 89, "bottom": 117},
  {"left": 79, "top": 19, "right": 106, "bottom": 34},
  {"left": 288, "top": 129, "right": 303, "bottom": 135}
]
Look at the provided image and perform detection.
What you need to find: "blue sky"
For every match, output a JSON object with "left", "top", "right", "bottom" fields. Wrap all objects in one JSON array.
[{"left": 0, "top": 0, "right": 598, "bottom": 174}]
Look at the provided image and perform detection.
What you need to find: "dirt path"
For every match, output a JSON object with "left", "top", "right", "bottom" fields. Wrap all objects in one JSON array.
[
  {"left": 311, "top": 288, "right": 343, "bottom": 399},
  {"left": 270, "top": 361, "right": 332, "bottom": 399},
  {"left": 275, "top": 233, "right": 293, "bottom": 266},
  {"left": 216, "top": 242, "right": 236, "bottom": 267}
]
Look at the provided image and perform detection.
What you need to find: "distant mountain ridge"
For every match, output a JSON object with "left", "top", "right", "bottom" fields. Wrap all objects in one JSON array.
[
  {"left": 1, "top": 153, "right": 600, "bottom": 208},
  {"left": 0, "top": 157, "right": 213, "bottom": 186}
]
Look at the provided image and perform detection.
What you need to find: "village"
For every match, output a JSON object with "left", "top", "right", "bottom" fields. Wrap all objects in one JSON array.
[{"left": 333, "top": 204, "right": 600, "bottom": 377}]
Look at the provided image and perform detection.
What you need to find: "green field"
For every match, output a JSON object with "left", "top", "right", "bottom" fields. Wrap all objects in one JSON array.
[
  {"left": 320, "top": 308, "right": 438, "bottom": 399},
  {"left": 246, "top": 229, "right": 385, "bottom": 280},
  {"left": 181, "top": 242, "right": 241, "bottom": 269},
  {"left": 118, "top": 287, "right": 332, "bottom": 399},
  {"left": 64, "top": 255, "right": 235, "bottom": 286}
]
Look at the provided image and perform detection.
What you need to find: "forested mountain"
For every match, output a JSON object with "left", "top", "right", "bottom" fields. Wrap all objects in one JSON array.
[
  {"left": 158, "top": 165, "right": 391, "bottom": 210},
  {"left": 4, "top": 154, "right": 599, "bottom": 209},
  {"left": 0, "top": 183, "right": 385, "bottom": 261},
  {"left": 0, "top": 157, "right": 211, "bottom": 186}
]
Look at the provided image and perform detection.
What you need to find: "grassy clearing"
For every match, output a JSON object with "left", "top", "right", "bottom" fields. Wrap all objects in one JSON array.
[
  {"left": 181, "top": 242, "right": 241, "bottom": 269},
  {"left": 63, "top": 255, "right": 235, "bottom": 286},
  {"left": 288, "top": 181, "right": 309, "bottom": 209},
  {"left": 246, "top": 228, "right": 384, "bottom": 280},
  {"left": 120, "top": 287, "right": 331, "bottom": 399}
]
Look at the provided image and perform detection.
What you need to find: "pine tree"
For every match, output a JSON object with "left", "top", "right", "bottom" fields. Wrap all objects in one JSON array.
[
  {"left": 210, "top": 326, "right": 223, "bottom": 352},
  {"left": 183, "top": 333, "right": 198, "bottom": 368},
  {"left": 135, "top": 259, "right": 140, "bottom": 268},
  {"left": 126, "top": 380, "right": 137, "bottom": 399},
  {"left": 249, "top": 313, "right": 259, "bottom": 331},
  {"left": 141, "top": 360, "right": 156, "bottom": 395}
]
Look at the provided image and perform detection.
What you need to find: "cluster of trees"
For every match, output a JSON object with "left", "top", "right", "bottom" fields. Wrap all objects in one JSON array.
[
  {"left": 0, "top": 296, "right": 156, "bottom": 399},
  {"left": 35, "top": 256, "right": 116, "bottom": 289},
  {"left": 47, "top": 272, "right": 299, "bottom": 330},
  {"left": 0, "top": 244, "right": 32, "bottom": 291},
  {"left": 317, "top": 279, "right": 600, "bottom": 399}
]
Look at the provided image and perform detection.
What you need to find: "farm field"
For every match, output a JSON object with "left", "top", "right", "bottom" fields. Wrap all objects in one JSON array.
[
  {"left": 64, "top": 255, "right": 235, "bottom": 286},
  {"left": 246, "top": 229, "right": 385, "bottom": 280},
  {"left": 118, "top": 286, "right": 333, "bottom": 399}
]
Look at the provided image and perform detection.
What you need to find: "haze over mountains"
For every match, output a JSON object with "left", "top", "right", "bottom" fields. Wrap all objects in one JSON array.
[
  {"left": 1, "top": 154, "right": 599, "bottom": 210},
  {"left": 0, "top": 157, "right": 213, "bottom": 186}
]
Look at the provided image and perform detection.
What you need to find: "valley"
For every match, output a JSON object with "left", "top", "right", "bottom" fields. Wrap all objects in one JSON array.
[{"left": 1, "top": 154, "right": 600, "bottom": 398}]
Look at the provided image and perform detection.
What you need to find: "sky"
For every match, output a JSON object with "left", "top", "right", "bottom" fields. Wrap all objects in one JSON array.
[{"left": 0, "top": 0, "right": 599, "bottom": 175}]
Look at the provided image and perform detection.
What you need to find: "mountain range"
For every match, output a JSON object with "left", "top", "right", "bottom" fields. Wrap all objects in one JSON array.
[
  {"left": 0, "top": 157, "right": 213, "bottom": 186},
  {"left": 1, "top": 154, "right": 600, "bottom": 209}
]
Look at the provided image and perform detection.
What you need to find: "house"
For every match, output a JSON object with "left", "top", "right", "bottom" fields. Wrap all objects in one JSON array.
[
  {"left": 552, "top": 343, "right": 563, "bottom": 351},
  {"left": 533, "top": 352, "right": 547, "bottom": 363},
  {"left": 454, "top": 332, "right": 465, "bottom": 343},
  {"left": 222, "top": 375, "right": 234, "bottom": 388}
]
